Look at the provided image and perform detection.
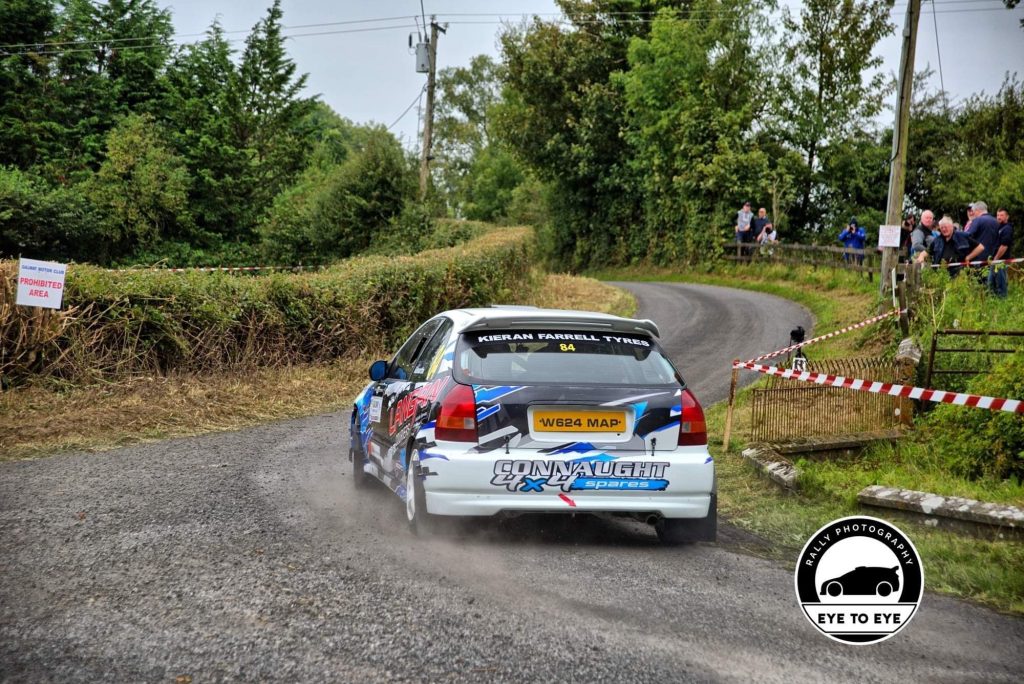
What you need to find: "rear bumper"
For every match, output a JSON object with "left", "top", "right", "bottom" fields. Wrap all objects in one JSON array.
[
  {"left": 426, "top": 491, "right": 712, "bottom": 518},
  {"left": 419, "top": 443, "right": 714, "bottom": 519}
]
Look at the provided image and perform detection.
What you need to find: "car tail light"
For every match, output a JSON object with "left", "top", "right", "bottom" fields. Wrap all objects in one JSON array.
[
  {"left": 435, "top": 383, "right": 477, "bottom": 442},
  {"left": 678, "top": 389, "right": 707, "bottom": 446}
]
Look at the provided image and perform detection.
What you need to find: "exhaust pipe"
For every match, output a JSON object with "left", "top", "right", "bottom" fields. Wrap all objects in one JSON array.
[{"left": 645, "top": 514, "right": 662, "bottom": 526}]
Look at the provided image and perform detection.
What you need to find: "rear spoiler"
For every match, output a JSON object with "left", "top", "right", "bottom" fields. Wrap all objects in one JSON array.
[{"left": 462, "top": 315, "right": 661, "bottom": 338}]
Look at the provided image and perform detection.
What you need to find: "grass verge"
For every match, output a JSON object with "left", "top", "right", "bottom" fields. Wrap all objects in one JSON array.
[
  {"left": 595, "top": 263, "right": 1024, "bottom": 614},
  {"left": 0, "top": 273, "right": 633, "bottom": 460}
]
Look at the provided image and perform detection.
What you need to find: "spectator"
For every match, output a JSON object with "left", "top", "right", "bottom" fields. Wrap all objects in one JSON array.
[
  {"left": 917, "top": 215, "right": 978, "bottom": 277},
  {"left": 964, "top": 203, "right": 976, "bottom": 235},
  {"left": 758, "top": 221, "right": 778, "bottom": 256},
  {"left": 838, "top": 218, "right": 867, "bottom": 264},
  {"left": 735, "top": 201, "right": 753, "bottom": 244},
  {"left": 899, "top": 216, "right": 916, "bottom": 261},
  {"left": 911, "top": 210, "right": 936, "bottom": 258},
  {"left": 751, "top": 207, "right": 772, "bottom": 242},
  {"left": 989, "top": 208, "right": 1014, "bottom": 298},
  {"left": 963, "top": 201, "right": 1001, "bottom": 273}
]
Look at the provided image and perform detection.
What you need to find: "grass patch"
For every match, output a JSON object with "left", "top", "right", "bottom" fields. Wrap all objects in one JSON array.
[
  {"left": 0, "top": 274, "right": 632, "bottom": 459},
  {"left": 597, "top": 261, "right": 1024, "bottom": 614}
]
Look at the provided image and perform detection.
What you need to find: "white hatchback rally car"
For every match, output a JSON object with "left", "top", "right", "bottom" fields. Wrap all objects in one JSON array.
[{"left": 349, "top": 306, "right": 715, "bottom": 544}]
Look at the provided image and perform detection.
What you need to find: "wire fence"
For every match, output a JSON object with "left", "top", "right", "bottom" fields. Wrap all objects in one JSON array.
[{"left": 749, "top": 357, "right": 907, "bottom": 443}]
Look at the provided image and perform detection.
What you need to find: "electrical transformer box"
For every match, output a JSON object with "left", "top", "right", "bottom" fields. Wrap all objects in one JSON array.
[{"left": 415, "top": 42, "right": 429, "bottom": 73}]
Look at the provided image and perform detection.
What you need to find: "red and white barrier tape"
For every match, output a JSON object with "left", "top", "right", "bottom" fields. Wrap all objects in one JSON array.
[
  {"left": 733, "top": 361, "right": 1024, "bottom": 414},
  {"left": 744, "top": 308, "right": 905, "bottom": 364},
  {"left": 107, "top": 264, "right": 326, "bottom": 273},
  {"left": 926, "top": 256, "right": 1024, "bottom": 269}
]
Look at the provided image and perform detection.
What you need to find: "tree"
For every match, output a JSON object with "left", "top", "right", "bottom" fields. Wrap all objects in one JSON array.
[
  {"left": 433, "top": 55, "right": 502, "bottom": 212},
  {"left": 162, "top": 20, "right": 247, "bottom": 237},
  {"left": 86, "top": 114, "right": 193, "bottom": 260},
  {"left": 774, "top": 0, "right": 893, "bottom": 236},
  {"left": 259, "top": 127, "right": 414, "bottom": 262},
  {"left": 496, "top": 2, "right": 676, "bottom": 269},
  {"left": 46, "top": 0, "right": 175, "bottom": 174},
  {"left": 620, "top": 2, "right": 773, "bottom": 263},
  {"left": 223, "top": 0, "right": 316, "bottom": 237},
  {"left": 0, "top": 0, "right": 61, "bottom": 169}
]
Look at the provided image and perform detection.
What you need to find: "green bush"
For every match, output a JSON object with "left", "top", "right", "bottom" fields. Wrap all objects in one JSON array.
[
  {"left": 0, "top": 228, "right": 534, "bottom": 385},
  {"left": 925, "top": 355, "right": 1024, "bottom": 480},
  {"left": 258, "top": 127, "right": 414, "bottom": 263},
  {"left": 0, "top": 167, "right": 101, "bottom": 261}
]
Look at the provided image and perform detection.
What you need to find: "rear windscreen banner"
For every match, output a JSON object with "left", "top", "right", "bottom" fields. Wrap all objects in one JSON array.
[{"left": 468, "top": 331, "right": 652, "bottom": 349}]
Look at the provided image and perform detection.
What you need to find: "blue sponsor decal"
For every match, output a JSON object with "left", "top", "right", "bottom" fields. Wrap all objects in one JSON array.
[
  {"left": 473, "top": 385, "right": 525, "bottom": 403},
  {"left": 569, "top": 453, "right": 618, "bottom": 463},
  {"left": 552, "top": 442, "right": 596, "bottom": 454},
  {"left": 704, "top": 455, "right": 713, "bottom": 464},
  {"left": 570, "top": 478, "right": 670, "bottom": 491},
  {"left": 476, "top": 405, "right": 501, "bottom": 421},
  {"left": 420, "top": 451, "right": 450, "bottom": 462}
]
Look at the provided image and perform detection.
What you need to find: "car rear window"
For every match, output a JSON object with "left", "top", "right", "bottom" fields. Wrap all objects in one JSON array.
[{"left": 453, "top": 329, "right": 682, "bottom": 386}]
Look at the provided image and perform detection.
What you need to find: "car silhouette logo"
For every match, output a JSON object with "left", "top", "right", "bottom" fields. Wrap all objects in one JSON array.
[{"left": 820, "top": 566, "right": 900, "bottom": 597}]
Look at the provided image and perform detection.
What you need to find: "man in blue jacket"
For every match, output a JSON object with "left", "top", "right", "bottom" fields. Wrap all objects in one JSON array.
[
  {"left": 917, "top": 215, "right": 978, "bottom": 277},
  {"left": 989, "top": 208, "right": 1014, "bottom": 297},
  {"left": 838, "top": 218, "right": 867, "bottom": 264}
]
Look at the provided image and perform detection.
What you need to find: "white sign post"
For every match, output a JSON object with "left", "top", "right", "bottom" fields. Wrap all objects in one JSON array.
[
  {"left": 878, "top": 225, "right": 901, "bottom": 249},
  {"left": 16, "top": 258, "right": 67, "bottom": 309}
]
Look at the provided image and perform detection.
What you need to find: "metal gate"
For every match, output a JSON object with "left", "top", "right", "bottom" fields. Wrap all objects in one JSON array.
[{"left": 749, "top": 358, "right": 905, "bottom": 443}]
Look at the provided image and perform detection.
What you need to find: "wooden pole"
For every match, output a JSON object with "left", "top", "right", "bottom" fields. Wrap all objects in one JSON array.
[
  {"left": 722, "top": 360, "right": 740, "bottom": 453},
  {"left": 881, "top": 0, "right": 921, "bottom": 294},
  {"left": 418, "top": 18, "right": 444, "bottom": 201}
]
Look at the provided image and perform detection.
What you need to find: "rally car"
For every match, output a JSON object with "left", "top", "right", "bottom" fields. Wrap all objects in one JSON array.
[{"left": 348, "top": 306, "right": 716, "bottom": 544}]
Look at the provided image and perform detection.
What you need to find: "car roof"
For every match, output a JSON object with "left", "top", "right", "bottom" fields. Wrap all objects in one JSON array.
[{"left": 440, "top": 305, "right": 661, "bottom": 338}]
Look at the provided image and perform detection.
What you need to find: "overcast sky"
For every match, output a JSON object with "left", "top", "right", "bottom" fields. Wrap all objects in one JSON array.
[{"left": 161, "top": 0, "right": 1024, "bottom": 149}]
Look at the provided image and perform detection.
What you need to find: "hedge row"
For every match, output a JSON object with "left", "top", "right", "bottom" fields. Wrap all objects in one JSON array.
[{"left": 0, "top": 227, "right": 534, "bottom": 385}]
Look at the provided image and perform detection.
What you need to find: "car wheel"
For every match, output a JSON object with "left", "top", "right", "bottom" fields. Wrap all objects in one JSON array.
[
  {"left": 876, "top": 581, "right": 893, "bottom": 597},
  {"left": 405, "top": 450, "right": 436, "bottom": 535},
  {"left": 826, "top": 581, "right": 843, "bottom": 597},
  {"left": 350, "top": 439, "right": 369, "bottom": 489},
  {"left": 656, "top": 493, "right": 717, "bottom": 545}
]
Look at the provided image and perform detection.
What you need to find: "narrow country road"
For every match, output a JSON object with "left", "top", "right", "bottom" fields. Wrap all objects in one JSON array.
[{"left": 1, "top": 283, "right": 1020, "bottom": 683}]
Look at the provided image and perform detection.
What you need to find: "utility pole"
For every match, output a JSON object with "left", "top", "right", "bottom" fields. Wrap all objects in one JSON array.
[
  {"left": 419, "top": 17, "right": 445, "bottom": 201},
  {"left": 881, "top": 0, "right": 921, "bottom": 294}
]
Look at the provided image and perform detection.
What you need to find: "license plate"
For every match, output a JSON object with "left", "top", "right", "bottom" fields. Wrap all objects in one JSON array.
[{"left": 532, "top": 409, "right": 627, "bottom": 433}]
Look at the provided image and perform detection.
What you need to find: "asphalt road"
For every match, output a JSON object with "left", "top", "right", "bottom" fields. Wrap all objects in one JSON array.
[{"left": 2, "top": 282, "right": 1021, "bottom": 683}]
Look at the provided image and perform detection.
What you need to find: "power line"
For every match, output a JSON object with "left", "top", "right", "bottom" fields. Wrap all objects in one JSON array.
[
  {"left": 0, "top": 23, "right": 420, "bottom": 57},
  {"left": 2, "top": 2, "right": 1016, "bottom": 53},
  {"left": 930, "top": 0, "right": 949, "bottom": 109},
  {"left": 0, "top": 15, "right": 418, "bottom": 50},
  {"left": 388, "top": 84, "right": 427, "bottom": 131}
]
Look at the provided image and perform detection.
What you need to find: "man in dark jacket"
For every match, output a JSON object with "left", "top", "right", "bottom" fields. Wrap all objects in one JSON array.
[
  {"left": 917, "top": 215, "right": 978, "bottom": 277},
  {"left": 989, "top": 208, "right": 1014, "bottom": 297}
]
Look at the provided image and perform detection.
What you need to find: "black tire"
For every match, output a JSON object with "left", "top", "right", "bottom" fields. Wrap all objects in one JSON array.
[
  {"left": 350, "top": 431, "right": 370, "bottom": 489},
  {"left": 656, "top": 493, "right": 717, "bottom": 545},
  {"left": 826, "top": 581, "right": 843, "bottom": 597},
  {"left": 405, "top": 449, "right": 438, "bottom": 536},
  {"left": 876, "top": 581, "right": 893, "bottom": 597}
]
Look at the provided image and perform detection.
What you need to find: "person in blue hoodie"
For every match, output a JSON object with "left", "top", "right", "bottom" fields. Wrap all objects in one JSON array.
[{"left": 838, "top": 217, "right": 867, "bottom": 264}]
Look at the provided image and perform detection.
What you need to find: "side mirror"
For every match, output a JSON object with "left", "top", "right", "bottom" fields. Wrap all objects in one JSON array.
[{"left": 369, "top": 360, "right": 388, "bottom": 381}]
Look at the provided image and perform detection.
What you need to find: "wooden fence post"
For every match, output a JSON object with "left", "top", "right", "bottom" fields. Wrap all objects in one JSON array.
[{"left": 722, "top": 360, "right": 740, "bottom": 453}]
